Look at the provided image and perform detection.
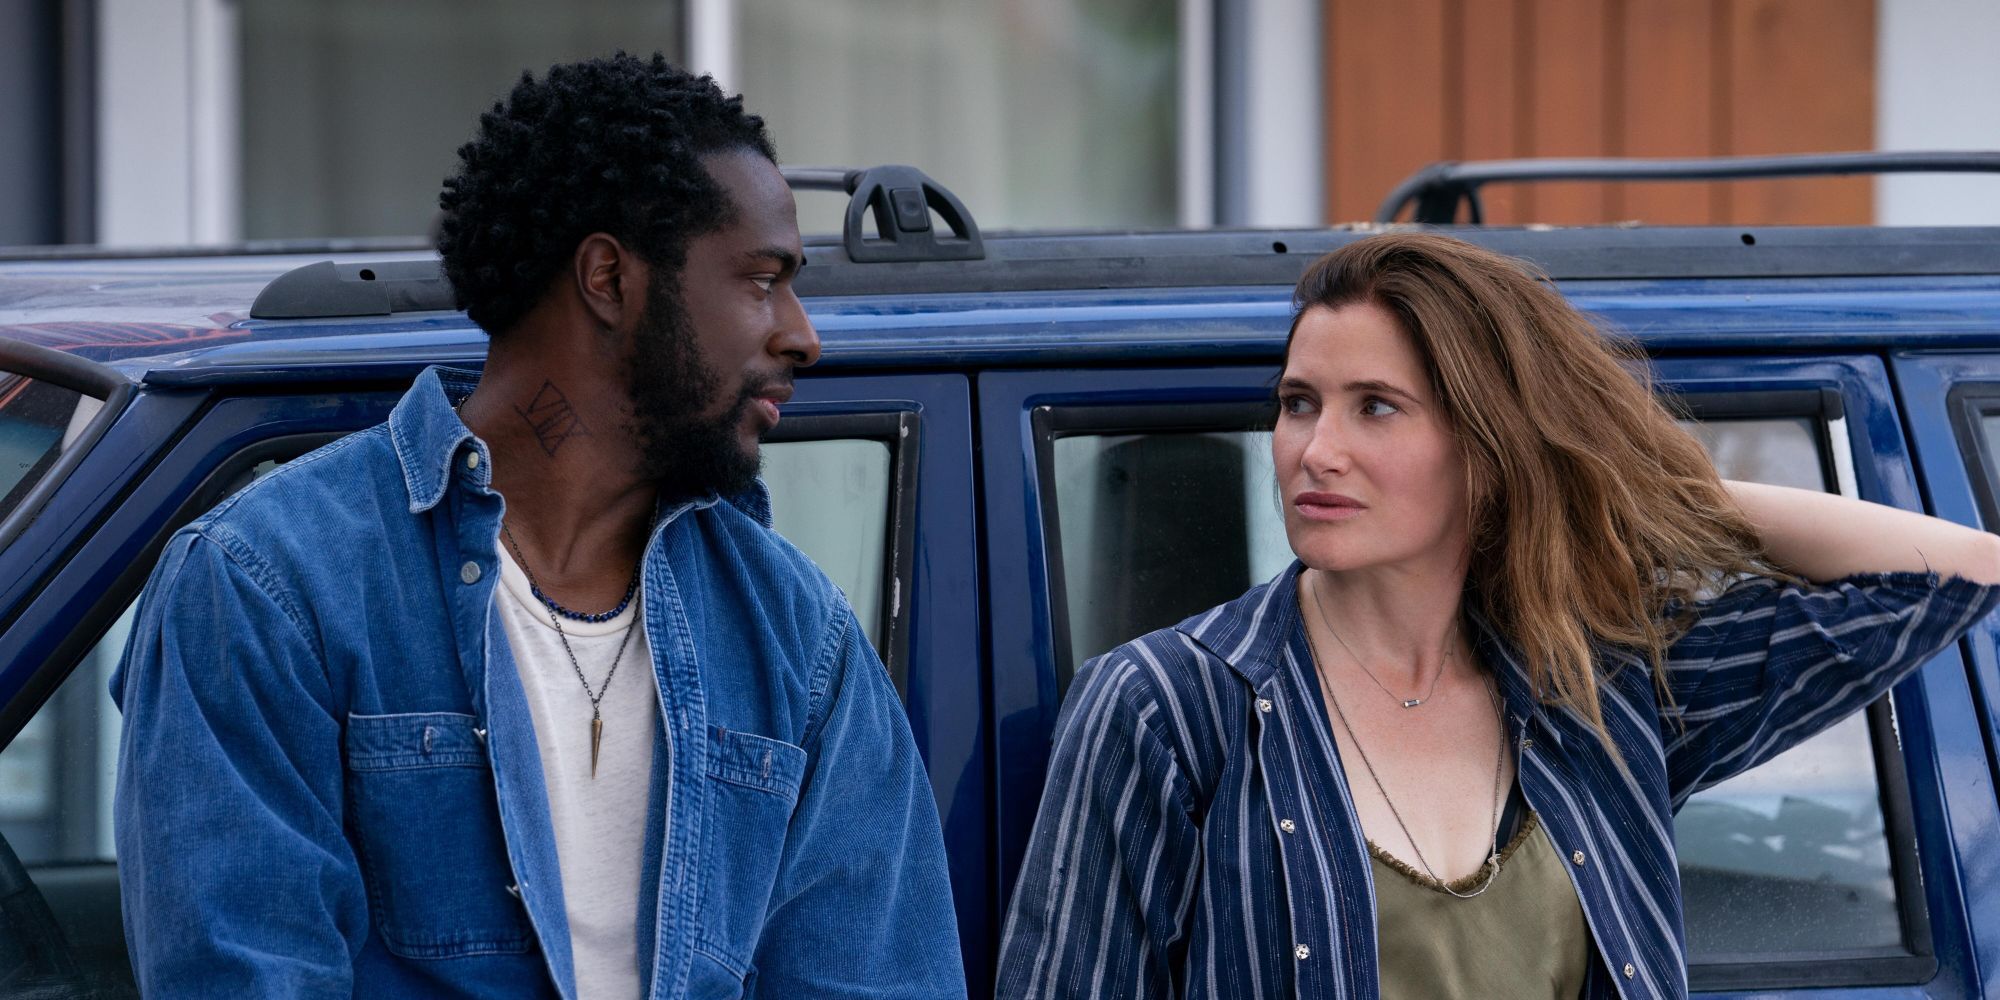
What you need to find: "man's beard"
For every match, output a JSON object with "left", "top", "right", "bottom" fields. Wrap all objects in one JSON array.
[{"left": 626, "top": 278, "right": 766, "bottom": 504}]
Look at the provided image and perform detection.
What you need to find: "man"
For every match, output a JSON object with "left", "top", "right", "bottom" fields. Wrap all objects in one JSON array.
[{"left": 113, "top": 54, "right": 964, "bottom": 998}]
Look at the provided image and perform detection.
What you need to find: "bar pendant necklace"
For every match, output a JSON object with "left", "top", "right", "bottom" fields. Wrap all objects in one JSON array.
[{"left": 501, "top": 525, "right": 639, "bottom": 780}]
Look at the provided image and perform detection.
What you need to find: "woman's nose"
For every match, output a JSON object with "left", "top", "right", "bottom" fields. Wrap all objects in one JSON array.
[{"left": 1299, "top": 415, "right": 1352, "bottom": 476}]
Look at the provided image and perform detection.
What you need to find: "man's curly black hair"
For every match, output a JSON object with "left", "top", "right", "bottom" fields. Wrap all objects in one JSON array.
[{"left": 436, "top": 53, "right": 776, "bottom": 337}]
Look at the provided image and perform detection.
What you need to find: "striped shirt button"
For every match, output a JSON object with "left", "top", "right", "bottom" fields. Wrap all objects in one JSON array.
[
  {"left": 1279, "top": 819, "right": 1296, "bottom": 834},
  {"left": 1520, "top": 737, "right": 1533, "bottom": 750},
  {"left": 1623, "top": 963, "right": 1636, "bottom": 979},
  {"left": 1294, "top": 945, "right": 1310, "bottom": 961},
  {"left": 1571, "top": 850, "right": 1586, "bottom": 866},
  {"left": 1256, "top": 698, "right": 1274, "bottom": 713}
]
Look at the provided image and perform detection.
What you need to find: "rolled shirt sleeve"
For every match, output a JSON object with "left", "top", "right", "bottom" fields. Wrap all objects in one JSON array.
[{"left": 1659, "top": 570, "right": 2000, "bottom": 807}]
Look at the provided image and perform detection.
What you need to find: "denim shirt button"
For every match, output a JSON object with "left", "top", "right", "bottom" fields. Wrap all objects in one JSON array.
[
  {"left": 505, "top": 882, "right": 522, "bottom": 899},
  {"left": 460, "top": 561, "right": 482, "bottom": 584},
  {"left": 465, "top": 450, "right": 480, "bottom": 470}
]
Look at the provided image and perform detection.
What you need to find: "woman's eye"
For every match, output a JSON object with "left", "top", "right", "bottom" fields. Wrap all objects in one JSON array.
[
  {"left": 1280, "top": 395, "right": 1316, "bottom": 415},
  {"left": 1360, "top": 397, "right": 1400, "bottom": 417}
]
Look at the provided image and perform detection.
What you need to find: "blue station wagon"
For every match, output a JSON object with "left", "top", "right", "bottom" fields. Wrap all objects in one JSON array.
[{"left": 4, "top": 158, "right": 2000, "bottom": 998}]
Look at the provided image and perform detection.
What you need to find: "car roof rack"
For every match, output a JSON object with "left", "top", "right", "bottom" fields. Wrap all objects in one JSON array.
[
  {"left": 249, "top": 164, "right": 983, "bottom": 320},
  {"left": 1377, "top": 150, "right": 2000, "bottom": 224}
]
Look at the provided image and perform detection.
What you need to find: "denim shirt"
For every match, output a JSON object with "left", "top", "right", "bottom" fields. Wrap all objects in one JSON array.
[{"left": 112, "top": 366, "right": 965, "bottom": 999}]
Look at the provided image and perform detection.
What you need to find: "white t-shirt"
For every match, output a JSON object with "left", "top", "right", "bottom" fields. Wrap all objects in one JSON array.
[{"left": 495, "top": 544, "right": 658, "bottom": 1000}]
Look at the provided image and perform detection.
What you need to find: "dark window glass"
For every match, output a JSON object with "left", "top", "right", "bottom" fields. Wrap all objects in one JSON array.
[{"left": 0, "top": 374, "right": 97, "bottom": 524}]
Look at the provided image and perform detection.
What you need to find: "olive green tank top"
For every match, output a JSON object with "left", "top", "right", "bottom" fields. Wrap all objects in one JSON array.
[{"left": 1368, "top": 811, "right": 1591, "bottom": 999}]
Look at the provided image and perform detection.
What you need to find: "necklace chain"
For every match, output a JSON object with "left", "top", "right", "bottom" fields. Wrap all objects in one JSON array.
[
  {"left": 1302, "top": 577, "right": 1507, "bottom": 899},
  {"left": 1307, "top": 573, "right": 1450, "bottom": 708},
  {"left": 500, "top": 523, "right": 641, "bottom": 778}
]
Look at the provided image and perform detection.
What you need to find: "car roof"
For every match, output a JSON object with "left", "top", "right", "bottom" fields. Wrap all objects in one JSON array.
[{"left": 8, "top": 226, "right": 2000, "bottom": 385}]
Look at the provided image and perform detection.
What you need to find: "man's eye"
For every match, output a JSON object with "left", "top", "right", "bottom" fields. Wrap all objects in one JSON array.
[{"left": 751, "top": 276, "right": 776, "bottom": 292}]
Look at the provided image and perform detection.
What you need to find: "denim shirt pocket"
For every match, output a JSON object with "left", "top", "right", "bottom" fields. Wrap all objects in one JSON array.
[
  {"left": 691, "top": 726, "right": 808, "bottom": 985},
  {"left": 345, "top": 711, "right": 536, "bottom": 959}
]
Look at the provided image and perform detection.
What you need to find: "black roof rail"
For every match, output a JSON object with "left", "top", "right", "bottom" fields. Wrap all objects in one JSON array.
[
  {"left": 785, "top": 164, "right": 984, "bottom": 264},
  {"left": 250, "top": 164, "right": 984, "bottom": 320},
  {"left": 1377, "top": 150, "right": 2000, "bottom": 224}
]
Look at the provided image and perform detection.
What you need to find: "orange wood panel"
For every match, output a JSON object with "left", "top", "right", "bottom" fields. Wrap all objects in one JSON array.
[
  {"left": 1615, "top": 0, "right": 1721, "bottom": 223},
  {"left": 1325, "top": 0, "right": 1451, "bottom": 222},
  {"left": 1723, "top": 0, "right": 1875, "bottom": 224},
  {"left": 1458, "top": 0, "right": 1530, "bottom": 222},
  {"left": 1525, "top": 0, "right": 1615, "bottom": 224}
]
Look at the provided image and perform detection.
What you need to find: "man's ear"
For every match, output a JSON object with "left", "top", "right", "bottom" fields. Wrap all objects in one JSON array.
[{"left": 572, "top": 233, "right": 646, "bottom": 332}]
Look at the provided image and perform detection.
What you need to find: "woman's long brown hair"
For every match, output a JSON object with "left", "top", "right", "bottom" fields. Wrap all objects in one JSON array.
[{"left": 1287, "top": 233, "right": 1774, "bottom": 747}]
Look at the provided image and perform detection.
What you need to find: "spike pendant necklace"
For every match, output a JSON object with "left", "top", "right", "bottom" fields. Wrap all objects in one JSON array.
[{"left": 502, "top": 525, "right": 639, "bottom": 778}]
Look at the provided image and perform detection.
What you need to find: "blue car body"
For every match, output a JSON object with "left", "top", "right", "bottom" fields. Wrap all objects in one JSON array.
[{"left": 4, "top": 225, "right": 2000, "bottom": 998}]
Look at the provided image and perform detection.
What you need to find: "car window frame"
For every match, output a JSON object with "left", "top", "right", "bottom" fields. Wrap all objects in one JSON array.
[
  {"left": 0, "top": 340, "right": 135, "bottom": 555},
  {"left": 763, "top": 409, "right": 922, "bottom": 694},
  {"left": 1946, "top": 382, "right": 2000, "bottom": 534},
  {"left": 1025, "top": 384, "right": 1938, "bottom": 991}
]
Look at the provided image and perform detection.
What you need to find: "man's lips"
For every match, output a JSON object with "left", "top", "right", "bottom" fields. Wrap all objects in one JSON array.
[
  {"left": 1293, "top": 491, "right": 1367, "bottom": 522},
  {"left": 748, "top": 383, "right": 792, "bottom": 428}
]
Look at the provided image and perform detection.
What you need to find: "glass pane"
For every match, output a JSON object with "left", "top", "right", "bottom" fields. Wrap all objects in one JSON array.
[
  {"left": 238, "top": 1, "right": 682, "bottom": 239},
  {"left": 761, "top": 439, "right": 893, "bottom": 656},
  {"left": 737, "top": 0, "right": 1178, "bottom": 234},
  {"left": 1051, "top": 430, "right": 1288, "bottom": 678},
  {"left": 1679, "top": 417, "right": 1825, "bottom": 492},
  {"left": 0, "top": 374, "right": 101, "bottom": 524},
  {"left": 1982, "top": 414, "right": 2000, "bottom": 495},
  {"left": 1677, "top": 415, "right": 1904, "bottom": 959}
]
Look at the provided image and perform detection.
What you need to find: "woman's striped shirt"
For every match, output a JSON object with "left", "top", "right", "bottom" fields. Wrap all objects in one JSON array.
[{"left": 996, "top": 564, "right": 2000, "bottom": 999}]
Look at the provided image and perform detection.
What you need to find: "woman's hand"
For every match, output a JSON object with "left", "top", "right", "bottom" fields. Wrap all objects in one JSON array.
[{"left": 1722, "top": 479, "right": 2000, "bottom": 585}]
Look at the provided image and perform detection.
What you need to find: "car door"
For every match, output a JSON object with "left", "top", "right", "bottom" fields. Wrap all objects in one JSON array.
[
  {"left": 0, "top": 365, "right": 984, "bottom": 996},
  {"left": 980, "top": 352, "right": 1997, "bottom": 996},
  {"left": 1891, "top": 351, "right": 2000, "bottom": 989}
]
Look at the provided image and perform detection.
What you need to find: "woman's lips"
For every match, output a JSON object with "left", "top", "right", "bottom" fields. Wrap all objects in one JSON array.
[{"left": 1293, "top": 492, "right": 1366, "bottom": 522}]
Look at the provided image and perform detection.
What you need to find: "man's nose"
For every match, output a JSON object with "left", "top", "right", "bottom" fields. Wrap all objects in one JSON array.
[{"left": 773, "top": 288, "right": 820, "bottom": 368}]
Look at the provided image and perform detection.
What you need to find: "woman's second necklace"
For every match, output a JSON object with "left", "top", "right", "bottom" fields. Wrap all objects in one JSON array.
[{"left": 1302, "top": 577, "right": 1507, "bottom": 898}]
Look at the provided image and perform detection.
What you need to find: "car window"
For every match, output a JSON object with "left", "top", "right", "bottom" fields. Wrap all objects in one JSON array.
[
  {"left": 1039, "top": 402, "right": 1917, "bottom": 980},
  {"left": 0, "top": 373, "right": 103, "bottom": 525},
  {"left": 763, "top": 438, "right": 893, "bottom": 653}
]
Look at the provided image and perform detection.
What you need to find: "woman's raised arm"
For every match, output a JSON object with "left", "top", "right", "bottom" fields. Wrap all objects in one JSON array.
[{"left": 1723, "top": 479, "right": 2000, "bottom": 585}]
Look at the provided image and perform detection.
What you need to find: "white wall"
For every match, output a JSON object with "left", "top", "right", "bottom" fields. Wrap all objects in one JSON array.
[
  {"left": 97, "top": 0, "right": 238, "bottom": 245},
  {"left": 1876, "top": 0, "right": 2000, "bottom": 225},
  {"left": 1238, "top": 0, "right": 1322, "bottom": 227}
]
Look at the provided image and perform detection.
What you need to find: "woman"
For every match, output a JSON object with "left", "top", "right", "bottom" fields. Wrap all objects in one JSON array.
[{"left": 995, "top": 233, "right": 2000, "bottom": 999}]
